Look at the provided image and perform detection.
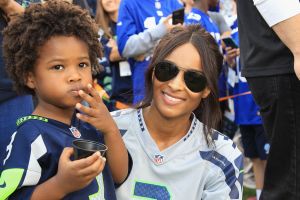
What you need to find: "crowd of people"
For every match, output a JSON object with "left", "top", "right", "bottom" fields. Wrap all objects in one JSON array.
[{"left": 0, "top": 0, "right": 299, "bottom": 200}]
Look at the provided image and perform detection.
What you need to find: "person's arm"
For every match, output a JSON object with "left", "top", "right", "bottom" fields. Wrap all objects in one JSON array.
[
  {"left": 75, "top": 84, "right": 129, "bottom": 184},
  {"left": 117, "top": 3, "right": 169, "bottom": 59},
  {"left": 208, "top": 11, "right": 231, "bottom": 36},
  {"left": 254, "top": 0, "right": 300, "bottom": 79},
  {"left": 121, "top": 22, "right": 168, "bottom": 58},
  {"left": 272, "top": 14, "right": 300, "bottom": 80},
  {"left": 106, "top": 38, "right": 123, "bottom": 62},
  {"left": 0, "top": 0, "right": 23, "bottom": 20},
  {"left": 201, "top": 153, "right": 243, "bottom": 200},
  {"left": 116, "top": 0, "right": 179, "bottom": 58}
]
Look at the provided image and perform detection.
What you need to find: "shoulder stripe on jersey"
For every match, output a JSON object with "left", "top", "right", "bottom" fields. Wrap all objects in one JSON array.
[
  {"left": 200, "top": 150, "right": 240, "bottom": 199},
  {"left": 16, "top": 115, "right": 48, "bottom": 126}
]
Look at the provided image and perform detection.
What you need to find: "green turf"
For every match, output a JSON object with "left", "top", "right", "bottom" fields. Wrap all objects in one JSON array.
[{"left": 243, "top": 187, "right": 256, "bottom": 200}]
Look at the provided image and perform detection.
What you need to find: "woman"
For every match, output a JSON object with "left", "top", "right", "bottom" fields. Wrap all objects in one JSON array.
[
  {"left": 95, "top": 0, "right": 133, "bottom": 110},
  {"left": 112, "top": 25, "right": 243, "bottom": 200}
]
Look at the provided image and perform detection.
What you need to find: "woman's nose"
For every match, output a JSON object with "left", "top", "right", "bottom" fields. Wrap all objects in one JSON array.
[{"left": 167, "top": 71, "right": 185, "bottom": 91}]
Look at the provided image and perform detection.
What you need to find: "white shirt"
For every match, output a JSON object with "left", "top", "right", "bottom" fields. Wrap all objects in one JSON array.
[{"left": 112, "top": 108, "right": 243, "bottom": 200}]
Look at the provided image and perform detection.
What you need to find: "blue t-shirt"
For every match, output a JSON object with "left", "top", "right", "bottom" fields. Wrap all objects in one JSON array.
[
  {"left": 117, "top": 0, "right": 182, "bottom": 103},
  {"left": 185, "top": 7, "right": 221, "bottom": 47},
  {"left": 0, "top": 115, "right": 116, "bottom": 200}
]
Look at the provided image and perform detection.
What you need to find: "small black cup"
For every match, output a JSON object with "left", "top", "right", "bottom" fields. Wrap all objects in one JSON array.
[{"left": 72, "top": 139, "right": 108, "bottom": 160}]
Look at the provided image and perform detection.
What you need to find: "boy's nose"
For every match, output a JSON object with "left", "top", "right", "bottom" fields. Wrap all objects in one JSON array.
[{"left": 68, "top": 68, "right": 82, "bottom": 82}]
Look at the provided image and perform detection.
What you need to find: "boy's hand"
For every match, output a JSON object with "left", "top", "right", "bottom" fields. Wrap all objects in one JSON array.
[
  {"left": 53, "top": 147, "right": 106, "bottom": 195},
  {"left": 75, "top": 84, "right": 118, "bottom": 134}
]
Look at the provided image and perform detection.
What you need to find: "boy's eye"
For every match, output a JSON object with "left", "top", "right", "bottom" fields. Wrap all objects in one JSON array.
[
  {"left": 52, "top": 65, "right": 64, "bottom": 70},
  {"left": 79, "top": 63, "right": 89, "bottom": 68}
]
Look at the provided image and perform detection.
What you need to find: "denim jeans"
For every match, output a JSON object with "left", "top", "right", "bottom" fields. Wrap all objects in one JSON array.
[
  {"left": 247, "top": 74, "right": 300, "bottom": 200},
  {"left": 0, "top": 95, "right": 33, "bottom": 170}
]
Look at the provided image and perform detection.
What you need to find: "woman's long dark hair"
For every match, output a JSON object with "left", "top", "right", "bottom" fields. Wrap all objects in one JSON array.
[{"left": 138, "top": 25, "right": 223, "bottom": 146}]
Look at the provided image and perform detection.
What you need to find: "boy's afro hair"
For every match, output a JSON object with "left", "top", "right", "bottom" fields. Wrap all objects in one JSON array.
[{"left": 3, "top": 0, "right": 102, "bottom": 94}]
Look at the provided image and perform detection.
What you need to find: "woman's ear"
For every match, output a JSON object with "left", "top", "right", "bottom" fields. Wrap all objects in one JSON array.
[
  {"left": 201, "top": 87, "right": 211, "bottom": 99},
  {"left": 25, "top": 72, "right": 36, "bottom": 89}
]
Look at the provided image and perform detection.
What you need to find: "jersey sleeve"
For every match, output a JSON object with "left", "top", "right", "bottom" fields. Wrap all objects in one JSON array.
[
  {"left": 0, "top": 124, "right": 47, "bottom": 200},
  {"left": 202, "top": 153, "right": 243, "bottom": 200},
  {"left": 202, "top": 132, "right": 244, "bottom": 200}
]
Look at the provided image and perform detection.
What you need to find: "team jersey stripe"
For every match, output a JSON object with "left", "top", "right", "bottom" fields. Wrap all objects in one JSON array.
[
  {"left": 22, "top": 135, "right": 47, "bottom": 186},
  {"left": 199, "top": 150, "right": 240, "bottom": 199}
]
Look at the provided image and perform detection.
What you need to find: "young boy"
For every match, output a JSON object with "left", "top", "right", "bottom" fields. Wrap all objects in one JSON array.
[{"left": 0, "top": 1, "right": 128, "bottom": 199}]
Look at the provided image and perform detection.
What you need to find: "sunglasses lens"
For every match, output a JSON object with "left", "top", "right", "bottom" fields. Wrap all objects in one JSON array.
[
  {"left": 154, "top": 62, "right": 179, "bottom": 82},
  {"left": 184, "top": 71, "right": 207, "bottom": 92}
]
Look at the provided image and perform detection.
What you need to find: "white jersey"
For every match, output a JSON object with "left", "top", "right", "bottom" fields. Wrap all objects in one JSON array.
[{"left": 112, "top": 109, "right": 243, "bottom": 200}]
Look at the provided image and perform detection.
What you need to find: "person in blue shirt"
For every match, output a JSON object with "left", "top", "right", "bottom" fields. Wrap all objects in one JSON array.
[
  {"left": 185, "top": 0, "right": 221, "bottom": 46},
  {"left": 116, "top": 0, "right": 183, "bottom": 104},
  {"left": 0, "top": 1, "right": 128, "bottom": 199},
  {"left": 95, "top": 0, "right": 133, "bottom": 111}
]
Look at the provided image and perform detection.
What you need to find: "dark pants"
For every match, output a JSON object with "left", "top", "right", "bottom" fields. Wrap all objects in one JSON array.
[{"left": 247, "top": 74, "right": 300, "bottom": 200}]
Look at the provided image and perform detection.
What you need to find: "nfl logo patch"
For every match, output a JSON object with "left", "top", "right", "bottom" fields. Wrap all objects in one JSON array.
[
  {"left": 69, "top": 126, "right": 81, "bottom": 138},
  {"left": 154, "top": 154, "right": 164, "bottom": 165}
]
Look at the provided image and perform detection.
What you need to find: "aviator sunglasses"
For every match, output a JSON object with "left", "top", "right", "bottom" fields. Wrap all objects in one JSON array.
[{"left": 154, "top": 60, "right": 207, "bottom": 93}]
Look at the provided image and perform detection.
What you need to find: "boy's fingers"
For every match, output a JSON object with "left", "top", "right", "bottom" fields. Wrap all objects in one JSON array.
[
  {"left": 60, "top": 147, "right": 74, "bottom": 161},
  {"left": 79, "top": 156, "right": 106, "bottom": 176},
  {"left": 87, "top": 84, "right": 102, "bottom": 103},
  {"left": 75, "top": 103, "right": 95, "bottom": 116},
  {"left": 78, "top": 90, "right": 94, "bottom": 105},
  {"left": 73, "top": 151, "right": 101, "bottom": 169},
  {"left": 76, "top": 112, "right": 92, "bottom": 124}
]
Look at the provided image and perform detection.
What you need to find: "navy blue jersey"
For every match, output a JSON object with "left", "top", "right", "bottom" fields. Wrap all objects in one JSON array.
[
  {"left": 0, "top": 115, "right": 116, "bottom": 200},
  {"left": 101, "top": 22, "right": 133, "bottom": 105}
]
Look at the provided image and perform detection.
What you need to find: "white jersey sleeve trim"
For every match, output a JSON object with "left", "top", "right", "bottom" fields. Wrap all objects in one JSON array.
[{"left": 253, "top": 0, "right": 300, "bottom": 27}]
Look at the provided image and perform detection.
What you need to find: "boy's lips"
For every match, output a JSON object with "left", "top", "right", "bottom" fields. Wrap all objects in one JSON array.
[{"left": 69, "top": 85, "right": 85, "bottom": 95}]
